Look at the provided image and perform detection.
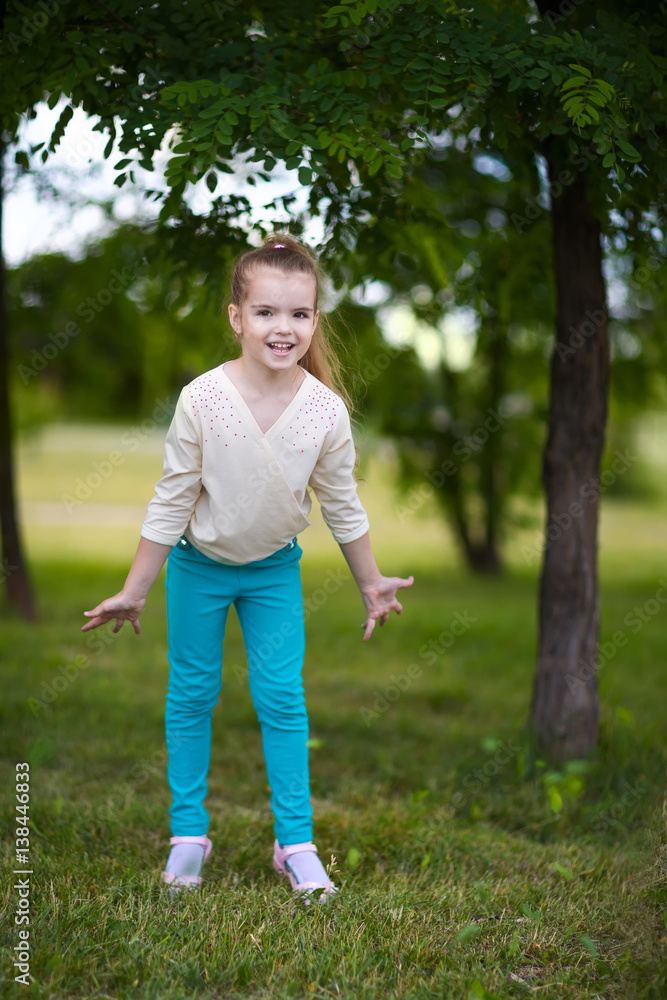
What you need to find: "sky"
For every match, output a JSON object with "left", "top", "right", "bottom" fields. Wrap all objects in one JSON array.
[
  {"left": 3, "top": 98, "right": 318, "bottom": 265},
  {"left": 3, "top": 100, "right": 476, "bottom": 370}
]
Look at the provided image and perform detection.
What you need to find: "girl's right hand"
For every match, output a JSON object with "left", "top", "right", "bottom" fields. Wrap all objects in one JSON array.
[{"left": 81, "top": 591, "right": 146, "bottom": 635}]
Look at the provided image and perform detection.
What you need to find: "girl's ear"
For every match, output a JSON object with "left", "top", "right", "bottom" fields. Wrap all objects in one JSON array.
[{"left": 228, "top": 302, "right": 242, "bottom": 337}]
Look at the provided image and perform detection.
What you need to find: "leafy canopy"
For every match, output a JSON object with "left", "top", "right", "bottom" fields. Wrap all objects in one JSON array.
[{"left": 2, "top": 1, "right": 665, "bottom": 251}]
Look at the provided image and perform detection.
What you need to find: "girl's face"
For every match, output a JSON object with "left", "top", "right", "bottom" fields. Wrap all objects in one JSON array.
[{"left": 228, "top": 266, "right": 319, "bottom": 376}]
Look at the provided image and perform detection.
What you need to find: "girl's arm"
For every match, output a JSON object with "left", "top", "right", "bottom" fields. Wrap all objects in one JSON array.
[
  {"left": 81, "top": 537, "right": 173, "bottom": 635},
  {"left": 339, "top": 531, "right": 414, "bottom": 641}
]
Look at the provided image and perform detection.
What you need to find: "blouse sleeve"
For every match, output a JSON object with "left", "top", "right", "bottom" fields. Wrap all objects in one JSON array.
[
  {"left": 308, "top": 403, "right": 370, "bottom": 544},
  {"left": 140, "top": 389, "right": 203, "bottom": 546}
]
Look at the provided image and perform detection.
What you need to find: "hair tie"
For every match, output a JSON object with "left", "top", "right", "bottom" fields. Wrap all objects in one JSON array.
[{"left": 273, "top": 244, "right": 285, "bottom": 249}]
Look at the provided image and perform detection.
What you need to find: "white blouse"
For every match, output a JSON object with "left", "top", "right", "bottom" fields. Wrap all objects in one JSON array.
[{"left": 140, "top": 363, "right": 370, "bottom": 564}]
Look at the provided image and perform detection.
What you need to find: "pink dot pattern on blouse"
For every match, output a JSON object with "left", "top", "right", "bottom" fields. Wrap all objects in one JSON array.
[{"left": 186, "top": 369, "right": 342, "bottom": 451}]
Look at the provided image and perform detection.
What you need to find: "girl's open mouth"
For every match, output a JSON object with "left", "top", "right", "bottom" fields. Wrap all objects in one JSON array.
[{"left": 267, "top": 343, "right": 295, "bottom": 355}]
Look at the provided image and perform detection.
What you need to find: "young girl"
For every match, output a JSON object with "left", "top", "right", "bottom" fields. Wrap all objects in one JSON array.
[{"left": 81, "top": 234, "right": 414, "bottom": 903}]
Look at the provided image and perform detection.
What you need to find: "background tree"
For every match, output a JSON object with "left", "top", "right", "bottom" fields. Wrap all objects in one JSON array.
[{"left": 343, "top": 142, "right": 554, "bottom": 574}]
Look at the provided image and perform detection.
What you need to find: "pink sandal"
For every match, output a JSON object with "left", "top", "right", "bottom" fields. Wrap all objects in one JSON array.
[
  {"left": 272, "top": 839, "right": 338, "bottom": 905},
  {"left": 161, "top": 834, "right": 212, "bottom": 895}
]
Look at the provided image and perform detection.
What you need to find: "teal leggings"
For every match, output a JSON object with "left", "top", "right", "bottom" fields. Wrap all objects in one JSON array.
[{"left": 164, "top": 535, "right": 312, "bottom": 845}]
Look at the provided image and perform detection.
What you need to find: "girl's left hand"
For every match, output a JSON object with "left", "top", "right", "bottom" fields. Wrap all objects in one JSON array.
[{"left": 359, "top": 574, "right": 414, "bottom": 641}]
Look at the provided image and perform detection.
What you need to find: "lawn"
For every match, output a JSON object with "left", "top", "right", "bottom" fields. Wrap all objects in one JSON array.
[{"left": 0, "top": 424, "right": 665, "bottom": 999}]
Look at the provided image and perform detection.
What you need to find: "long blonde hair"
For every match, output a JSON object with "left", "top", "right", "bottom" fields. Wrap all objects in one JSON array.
[{"left": 229, "top": 233, "right": 356, "bottom": 416}]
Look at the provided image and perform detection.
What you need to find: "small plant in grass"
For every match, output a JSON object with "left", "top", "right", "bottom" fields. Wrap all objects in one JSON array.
[{"left": 538, "top": 758, "right": 591, "bottom": 816}]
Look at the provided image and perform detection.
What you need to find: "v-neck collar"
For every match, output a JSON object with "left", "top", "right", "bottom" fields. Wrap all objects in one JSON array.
[{"left": 220, "top": 362, "right": 310, "bottom": 438}]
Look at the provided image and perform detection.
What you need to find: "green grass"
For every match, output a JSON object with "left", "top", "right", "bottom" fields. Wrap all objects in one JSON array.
[{"left": 1, "top": 428, "right": 666, "bottom": 999}]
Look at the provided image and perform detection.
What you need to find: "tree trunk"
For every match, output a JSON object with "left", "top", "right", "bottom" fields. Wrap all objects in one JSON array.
[
  {"left": 529, "top": 148, "right": 608, "bottom": 760},
  {"left": 0, "top": 145, "right": 36, "bottom": 620},
  {"left": 478, "top": 317, "right": 505, "bottom": 576}
]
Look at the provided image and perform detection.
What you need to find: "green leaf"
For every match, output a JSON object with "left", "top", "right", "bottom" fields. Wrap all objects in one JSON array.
[
  {"left": 298, "top": 166, "right": 313, "bottom": 185},
  {"left": 568, "top": 63, "right": 592, "bottom": 77},
  {"left": 346, "top": 847, "right": 361, "bottom": 869},
  {"left": 561, "top": 76, "right": 592, "bottom": 91},
  {"left": 467, "top": 982, "right": 503, "bottom": 1000},
  {"left": 595, "top": 80, "right": 616, "bottom": 98},
  {"left": 520, "top": 902, "right": 541, "bottom": 922},
  {"left": 385, "top": 161, "right": 404, "bottom": 179},
  {"left": 306, "top": 737, "right": 324, "bottom": 748},
  {"left": 615, "top": 705, "right": 635, "bottom": 724},
  {"left": 615, "top": 139, "right": 641, "bottom": 162},
  {"left": 550, "top": 862, "right": 575, "bottom": 881},
  {"left": 206, "top": 171, "right": 217, "bottom": 193},
  {"left": 602, "top": 152, "right": 615, "bottom": 168},
  {"left": 581, "top": 934, "right": 598, "bottom": 958},
  {"left": 456, "top": 924, "right": 482, "bottom": 943},
  {"left": 548, "top": 786, "right": 563, "bottom": 813},
  {"left": 508, "top": 930, "right": 520, "bottom": 956}
]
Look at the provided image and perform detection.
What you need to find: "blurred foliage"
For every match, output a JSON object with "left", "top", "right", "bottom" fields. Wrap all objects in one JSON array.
[
  {"left": 8, "top": 222, "right": 241, "bottom": 430},
  {"left": 337, "top": 144, "right": 554, "bottom": 571},
  {"left": 339, "top": 142, "right": 667, "bottom": 565}
]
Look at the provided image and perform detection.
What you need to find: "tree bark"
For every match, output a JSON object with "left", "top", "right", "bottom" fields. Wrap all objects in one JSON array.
[
  {"left": 0, "top": 145, "right": 36, "bottom": 620},
  {"left": 529, "top": 148, "right": 608, "bottom": 760}
]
